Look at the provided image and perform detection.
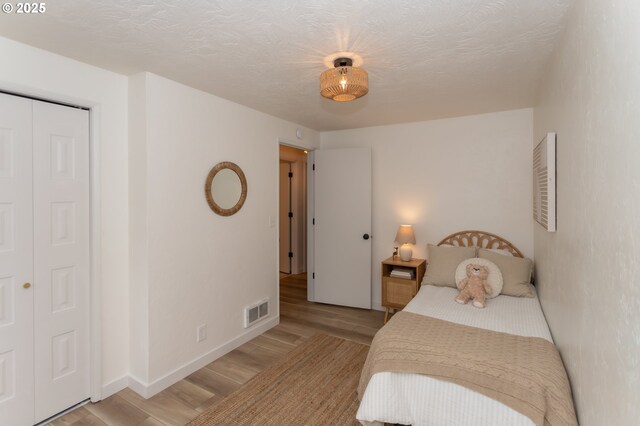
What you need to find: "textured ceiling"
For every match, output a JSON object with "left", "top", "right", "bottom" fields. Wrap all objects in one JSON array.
[{"left": 0, "top": 0, "right": 574, "bottom": 130}]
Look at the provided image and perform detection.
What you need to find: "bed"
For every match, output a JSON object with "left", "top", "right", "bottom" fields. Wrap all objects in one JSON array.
[{"left": 356, "top": 231, "right": 577, "bottom": 426}]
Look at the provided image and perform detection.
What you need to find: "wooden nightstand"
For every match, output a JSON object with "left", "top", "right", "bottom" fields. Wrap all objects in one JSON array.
[{"left": 381, "top": 257, "right": 427, "bottom": 323}]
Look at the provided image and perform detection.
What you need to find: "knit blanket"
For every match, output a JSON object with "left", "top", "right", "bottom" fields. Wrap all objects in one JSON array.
[{"left": 357, "top": 311, "right": 577, "bottom": 426}]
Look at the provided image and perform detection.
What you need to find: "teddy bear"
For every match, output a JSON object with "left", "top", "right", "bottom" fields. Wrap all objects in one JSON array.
[{"left": 455, "top": 263, "right": 493, "bottom": 308}]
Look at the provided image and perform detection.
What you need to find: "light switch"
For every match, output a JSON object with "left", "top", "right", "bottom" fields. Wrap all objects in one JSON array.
[{"left": 269, "top": 216, "right": 276, "bottom": 228}]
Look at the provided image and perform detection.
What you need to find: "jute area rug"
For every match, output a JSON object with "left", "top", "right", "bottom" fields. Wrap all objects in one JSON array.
[{"left": 188, "top": 334, "right": 369, "bottom": 426}]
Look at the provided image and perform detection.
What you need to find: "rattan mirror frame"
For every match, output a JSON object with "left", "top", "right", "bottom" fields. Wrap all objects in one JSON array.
[{"left": 205, "top": 161, "right": 247, "bottom": 216}]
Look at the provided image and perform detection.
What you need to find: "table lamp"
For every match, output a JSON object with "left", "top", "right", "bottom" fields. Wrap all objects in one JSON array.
[{"left": 394, "top": 225, "right": 416, "bottom": 261}]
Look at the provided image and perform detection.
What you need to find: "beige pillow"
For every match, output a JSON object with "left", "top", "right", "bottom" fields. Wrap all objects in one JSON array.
[
  {"left": 485, "top": 248, "right": 514, "bottom": 257},
  {"left": 423, "top": 244, "right": 477, "bottom": 288},
  {"left": 478, "top": 248, "right": 534, "bottom": 297},
  {"left": 455, "top": 258, "right": 503, "bottom": 298}
]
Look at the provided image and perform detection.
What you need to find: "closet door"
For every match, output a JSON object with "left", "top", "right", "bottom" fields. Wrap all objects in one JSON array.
[
  {"left": 33, "top": 101, "right": 90, "bottom": 422},
  {"left": 0, "top": 94, "right": 35, "bottom": 425}
]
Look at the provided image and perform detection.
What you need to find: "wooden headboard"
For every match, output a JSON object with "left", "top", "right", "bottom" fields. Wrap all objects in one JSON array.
[{"left": 437, "top": 230, "right": 524, "bottom": 258}]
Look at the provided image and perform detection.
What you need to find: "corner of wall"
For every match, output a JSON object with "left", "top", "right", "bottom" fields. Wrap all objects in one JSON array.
[
  {"left": 127, "top": 72, "right": 150, "bottom": 382},
  {"left": 129, "top": 316, "right": 279, "bottom": 399}
]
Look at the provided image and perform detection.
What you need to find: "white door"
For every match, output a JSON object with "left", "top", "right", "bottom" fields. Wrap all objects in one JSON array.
[
  {"left": 33, "top": 101, "right": 90, "bottom": 422},
  {"left": 313, "top": 148, "right": 371, "bottom": 309},
  {"left": 0, "top": 94, "right": 35, "bottom": 426},
  {"left": 0, "top": 93, "right": 90, "bottom": 425},
  {"left": 279, "top": 162, "right": 291, "bottom": 274}
]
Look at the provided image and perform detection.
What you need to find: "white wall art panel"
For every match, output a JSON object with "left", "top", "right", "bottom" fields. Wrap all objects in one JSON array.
[
  {"left": 0, "top": 204, "right": 14, "bottom": 253},
  {"left": 533, "top": 132, "right": 556, "bottom": 232},
  {"left": 51, "top": 331, "right": 76, "bottom": 381},
  {"left": 0, "top": 129, "right": 13, "bottom": 179},
  {"left": 50, "top": 135, "right": 75, "bottom": 179},
  {"left": 51, "top": 267, "right": 75, "bottom": 314},
  {"left": 50, "top": 202, "right": 76, "bottom": 246},
  {"left": 0, "top": 277, "right": 14, "bottom": 327},
  {"left": 0, "top": 351, "right": 15, "bottom": 403}
]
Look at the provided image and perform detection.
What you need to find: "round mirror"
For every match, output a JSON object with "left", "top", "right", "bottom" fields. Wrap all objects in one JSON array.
[
  {"left": 212, "top": 169, "right": 241, "bottom": 209},
  {"left": 205, "top": 162, "right": 247, "bottom": 216}
]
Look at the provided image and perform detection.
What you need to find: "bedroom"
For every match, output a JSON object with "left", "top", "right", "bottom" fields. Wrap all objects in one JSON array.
[{"left": 0, "top": 0, "right": 638, "bottom": 425}]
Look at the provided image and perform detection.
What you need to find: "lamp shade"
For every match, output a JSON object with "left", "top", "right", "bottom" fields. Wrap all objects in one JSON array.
[
  {"left": 394, "top": 225, "right": 416, "bottom": 245},
  {"left": 320, "top": 58, "right": 368, "bottom": 102}
]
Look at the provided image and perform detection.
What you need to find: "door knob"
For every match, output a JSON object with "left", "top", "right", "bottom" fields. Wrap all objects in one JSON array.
[
  {"left": 23, "top": 282, "right": 31, "bottom": 289},
  {"left": 363, "top": 234, "right": 370, "bottom": 240}
]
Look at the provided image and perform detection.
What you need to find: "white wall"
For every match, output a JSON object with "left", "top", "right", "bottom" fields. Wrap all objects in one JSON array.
[
  {"left": 129, "top": 73, "right": 319, "bottom": 393},
  {"left": 0, "top": 37, "right": 129, "bottom": 394},
  {"left": 533, "top": 1, "right": 640, "bottom": 424},
  {"left": 320, "top": 109, "right": 534, "bottom": 309}
]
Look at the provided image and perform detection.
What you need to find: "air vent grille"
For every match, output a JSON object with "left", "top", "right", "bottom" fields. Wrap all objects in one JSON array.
[{"left": 244, "top": 298, "right": 269, "bottom": 328}]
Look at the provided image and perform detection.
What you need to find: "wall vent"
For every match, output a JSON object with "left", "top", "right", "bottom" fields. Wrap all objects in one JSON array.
[
  {"left": 533, "top": 132, "right": 556, "bottom": 232},
  {"left": 244, "top": 298, "right": 269, "bottom": 328}
]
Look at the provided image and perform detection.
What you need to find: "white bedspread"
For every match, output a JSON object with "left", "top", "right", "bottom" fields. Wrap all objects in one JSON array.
[{"left": 357, "top": 284, "right": 553, "bottom": 426}]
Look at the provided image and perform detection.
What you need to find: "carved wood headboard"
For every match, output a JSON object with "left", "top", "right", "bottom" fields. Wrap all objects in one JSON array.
[{"left": 437, "top": 230, "right": 524, "bottom": 258}]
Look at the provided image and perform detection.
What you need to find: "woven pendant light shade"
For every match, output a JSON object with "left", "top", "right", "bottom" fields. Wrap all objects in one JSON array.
[{"left": 320, "top": 58, "right": 369, "bottom": 102}]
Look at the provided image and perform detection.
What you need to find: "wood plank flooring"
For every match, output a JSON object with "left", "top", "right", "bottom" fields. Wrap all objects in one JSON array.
[{"left": 48, "top": 274, "right": 383, "bottom": 425}]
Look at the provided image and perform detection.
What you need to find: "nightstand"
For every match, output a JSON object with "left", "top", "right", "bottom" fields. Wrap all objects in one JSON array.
[{"left": 381, "top": 256, "right": 427, "bottom": 323}]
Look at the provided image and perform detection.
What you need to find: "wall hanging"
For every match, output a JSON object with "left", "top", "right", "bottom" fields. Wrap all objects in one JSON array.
[
  {"left": 205, "top": 161, "right": 247, "bottom": 216},
  {"left": 533, "top": 132, "right": 556, "bottom": 231}
]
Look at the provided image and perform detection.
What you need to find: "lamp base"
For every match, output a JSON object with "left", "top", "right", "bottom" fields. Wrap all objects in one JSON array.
[{"left": 399, "top": 245, "right": 412, "bottom": 262}]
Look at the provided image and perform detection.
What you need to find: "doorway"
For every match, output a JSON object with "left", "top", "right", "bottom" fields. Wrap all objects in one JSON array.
[
  {"left": 278, "top": 146, "right": 372, "bottom": 310},
  {"left": 278, "top": 144, "right": 308, "bottom": 323},
  {"left": 278, "top": 145, "right": 308, "bottom": 278}
]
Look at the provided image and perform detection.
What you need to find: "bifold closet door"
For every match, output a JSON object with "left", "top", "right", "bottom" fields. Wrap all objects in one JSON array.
[
  {"left": 33, "top": 101, "right": 90, "bottom": 423},
  {"left": 0, "top": 94, "right": 35, "bottom": 426},
  {"left": 0, "top": 93, "right": 90, "bottom": 425}
]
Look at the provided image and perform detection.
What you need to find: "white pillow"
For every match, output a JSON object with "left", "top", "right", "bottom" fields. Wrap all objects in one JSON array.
[
  {"left": 485, "top": 248, "right": 514, "bottom": 257},
  {"left": 455, "top": 258, "right": 503, "bottom": 299}
]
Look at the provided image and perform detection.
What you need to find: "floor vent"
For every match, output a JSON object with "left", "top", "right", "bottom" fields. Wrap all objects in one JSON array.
[{"left": 244, "top": 298, "right": 269, "bottom": 328}]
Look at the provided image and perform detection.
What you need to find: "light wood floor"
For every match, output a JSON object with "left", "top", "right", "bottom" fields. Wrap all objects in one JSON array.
[{"left": 48, "top": 274, "right": 384, "bottom": 425}]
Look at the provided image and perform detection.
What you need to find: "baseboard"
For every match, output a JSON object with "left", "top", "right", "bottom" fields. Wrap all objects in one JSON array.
[
  {"left": 100, "top": 374, "right": 129, "bottom": 399},
  {"left": 128, "top": 315, "right": 280, "bottom": 399},
  {"left": 127, "top": 374, "right": 148, "bottom": 398}
]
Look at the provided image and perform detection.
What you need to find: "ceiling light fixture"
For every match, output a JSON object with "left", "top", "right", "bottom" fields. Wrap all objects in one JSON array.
[{"left": 320, "top": 57, "right": 368, "bottom": 102}]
